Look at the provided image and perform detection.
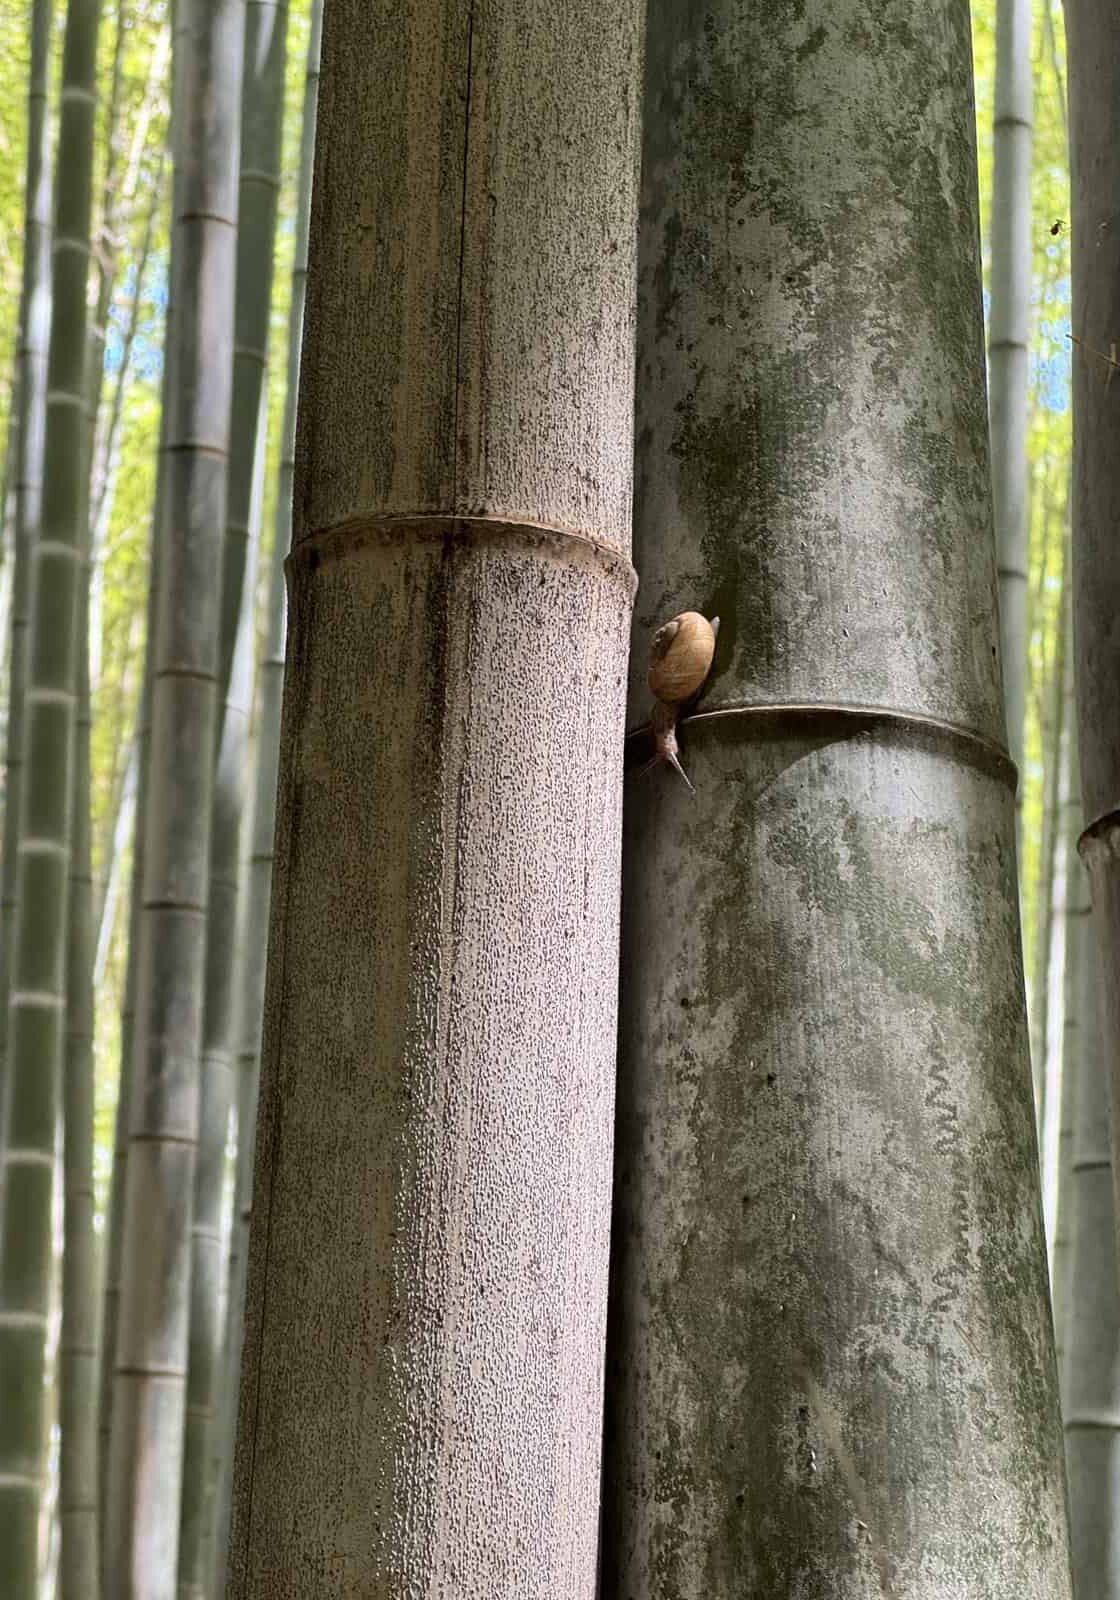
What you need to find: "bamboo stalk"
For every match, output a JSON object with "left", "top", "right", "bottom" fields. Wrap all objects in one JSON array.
[
  {"left": 208, "top": 7, "right": 321, "bottom": 1588},
  {"left": 226, "top": 0, "right": 644, "bottom": 1589},
  {"left": 0, "top": 0, "right": 101, "bottom": 1588},
  {"left": 1063, "top": 927, "right": 1120, "bottom": 1595},
  {"left": 0, "top": 0, "right": 53, "bottom": 1138},
  {"left": 1068, "top": 0, "right": 1120, "bottom": 1292},
  {"left": 600, "top": 0, "right": 1071, "bottom": 1591},
  {"left": 103, "top": 0, "right": 245, "bottom": 1589},
  {"left": 59, "top": 584, "right": 98, "bottom": 1599},
  {"left": 989, "top": 0, "right": 1033, "bottom": 776},
  {"left": 1032, "top": 531, "right": 1069, "bottom": 1171},
  {"left": 1052, "top": 644, "right": 1086, "bottom": 1382},
  {"left": 177, "top": 1, "right": 289, "bottom": 1583}
]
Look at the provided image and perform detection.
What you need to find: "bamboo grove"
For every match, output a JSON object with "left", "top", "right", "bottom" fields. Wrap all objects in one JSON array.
[{"left": 0, "top": 0, "right": 1115, "bottom": 1594}]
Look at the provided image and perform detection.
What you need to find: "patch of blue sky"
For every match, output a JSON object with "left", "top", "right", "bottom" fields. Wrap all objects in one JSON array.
[
  {"left": 981, "top": 282, "right": 1071, "bottom": 414},
  {"left": 103, "top": 257, "right": 168, "bottom": 383}
]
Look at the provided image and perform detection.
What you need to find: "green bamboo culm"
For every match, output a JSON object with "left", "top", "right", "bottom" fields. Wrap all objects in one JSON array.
[
  {"left": 214, "top": 0, "right": 290, "bottom": 711},
  {"left": 208, "top": 7, "right": 321, "bottom": 1585},
  {"left": 59, "top": 581, "right": 99, "bottom": 1600},
  {"left": 84, "top": 0, "right": 128, "bottom": 468},
  {"left": 1031, "top": 529, "right": 1070, "bottom": 1219},
  {"left": 97, "top": 403, "right": 164, "bottom": 1534},
  {"left": 1066, "top": 0, "right": 1120, "bottom": 1587},
  {"left": 103, "top": 0, "right": 245, "bottom": 1589},
  {"left": 989, "top": 0, "right": 1033, "bottom": 781},
  {"left": 178, "top": 0, "right": 290, "bottom": 1585},
  {"left": 0, "top": 0, "right": 101, "bottom": 1589},
  {"left": 1052, "top": 646, "right": 1087, "bottom": 1377},
  {"left": 0, "top": 0, "right": 53, "bottom": 1132},
  {"left": 1063, "top": 927, "right": 1120, "bottom": 1596},
  {"left": 98, "top": 145, "right": 172, "bottom": 1498}
]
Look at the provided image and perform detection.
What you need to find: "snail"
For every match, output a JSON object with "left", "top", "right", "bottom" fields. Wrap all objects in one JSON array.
[{"left": 640, "top": 610, "right": 720, "bottom": 793}]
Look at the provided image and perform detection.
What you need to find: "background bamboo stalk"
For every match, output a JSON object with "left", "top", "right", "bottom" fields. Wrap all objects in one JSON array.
[
  {"left": 177, "top": 0, "right": 288, "bottom": 1579},
  {"left": 103, "top": 0, "right": 245, "bottom": 1588},
  {"left": 989, "top": 0, "right": 1033, "bottom": 777},
  {"left": 96, "top": 417, "right": 162, "bottom": 1532},
  {"left": 208, "top": 6, "right": 321, "bottom": 1585},
  {"left": 0, "top": 0, "right": 101, "bottom": 1587},
  {"left": 0, "top": 0, "right": 54, "bottom": 1132},
  {"left": 1036, "top": 539, "right": 1071, "bottom": 1249},
  {"left": 1063, "top": 929, "right": 1120, "bottom": 1597},
  {"left": 1051, "top": 624, "right": 1085, "bottom": 1376},
  {"left": 59, "top": 582, "right": 98, "bottom": 1599}
]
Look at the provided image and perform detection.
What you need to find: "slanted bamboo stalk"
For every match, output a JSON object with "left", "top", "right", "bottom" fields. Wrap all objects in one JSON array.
[
  {"left": 214, "top": 0, "right": 289, "bottom": 708},
  {"left": 1052, "top": 621, "right": 1085, "bottom": 1376},
  {"left": 97, "top": 431, "right": 162, "bottom": 1527},
  {"left": 1034, "top": 537, "right": 1070, "bottom": 1237},
  {"left": 83, "top": 0, "right": 129, "bottom": 456},
  {"left": 1029, "top": 499, "right": 1065, "bottom": 1112},
  {"left": 88, "top": 151, "right": 167, "bottom": 696},
  {"left": 93, "top": 737, "right": 136, "bottom": 989}
]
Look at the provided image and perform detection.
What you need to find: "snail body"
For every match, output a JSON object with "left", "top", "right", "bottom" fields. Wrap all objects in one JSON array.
[{"left": 642, "top": 611, "right": 719, "bottom": 792}]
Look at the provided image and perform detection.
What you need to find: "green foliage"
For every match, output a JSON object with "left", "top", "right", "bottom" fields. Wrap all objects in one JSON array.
[{"left": 0, "top": 0, "right": 317, "bottom": 1199}]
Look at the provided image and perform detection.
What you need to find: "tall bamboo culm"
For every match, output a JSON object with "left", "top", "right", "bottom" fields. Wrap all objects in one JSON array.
[
  {"left": 600, "top": 0, "right": 1072, "bottom": 1592},
  {"left": 177, "top": 0, "right": 289, "bottom": 1584},
  {"left": 989, "top": 0, "right": 1033, "bottom": 780},
  {"left": 0, "top": 0, "right": 53, "bottom": 1129},
  {"left": 97, "top": 53, "right": 174, "bottom": 1500},
  {"left": 1034, "top": 554, "right": 1071, "bottom": 1248},
  {"left": 226, "top": 0, "right": 644, "bottom": 1590},
  {"left": 59, "top": 583, "right": 98, "bottom": 1599},
  {"left": 1067, "top": 0, "right": 1120, "bottom": 1274},
  {"left": 214, "top": 0, "right": 289, "bottom": 708},
  {"left": 0, "top": 0, "right": 101, "bottom": 1589},
  {"left": 103, "top": 0, "right": 245, "bottom": 1591},
  {"left": 98, "top": 130, "right": 173, "bottom": 1495},
  {"left": 1052, "top": 629, "right": 1086, "bottom": 1377},
  {"left": 97, "top": 415, "right": 164, "bottom": 1527},
  {"left": 209, "top": 8, "right": 322, "bottom": 1588},
  {"left": 1063, "top": 930, "right": 1120, "bottom": 1597}
]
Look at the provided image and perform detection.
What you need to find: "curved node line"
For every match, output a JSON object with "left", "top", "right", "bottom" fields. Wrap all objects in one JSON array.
[{"left": 625, "top": 698, "right": 1018, "bottom": 789}]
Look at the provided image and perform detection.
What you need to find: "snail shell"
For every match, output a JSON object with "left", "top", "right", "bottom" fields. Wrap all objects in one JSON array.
[{"left": 647, "top": 611, "right": 719, "bottom": 705}]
